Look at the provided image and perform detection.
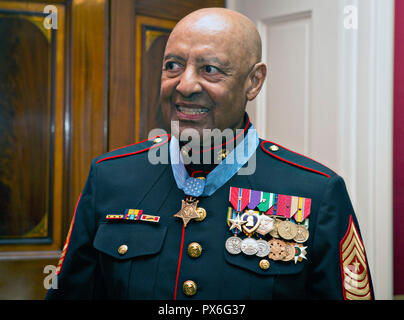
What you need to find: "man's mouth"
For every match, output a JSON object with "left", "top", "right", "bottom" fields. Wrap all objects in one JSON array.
[
  {"left": 175, "top": 105, "right": 209, "bottom": 115},
  {"left": 174, "top": 103, "right": 210, "bottom": 121}
]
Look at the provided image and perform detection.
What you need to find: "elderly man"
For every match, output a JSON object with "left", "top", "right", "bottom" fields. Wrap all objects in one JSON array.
[{"left": 47, "top": 8, "right": 373, "bottom": 300}]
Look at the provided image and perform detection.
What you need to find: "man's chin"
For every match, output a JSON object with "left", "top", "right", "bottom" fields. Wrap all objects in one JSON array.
[
  {"left": 176, "top": 127, "right": 204, "bottom": 144},
  {"left": 169, "top": 118, "right": 202, "bottom": 138}
]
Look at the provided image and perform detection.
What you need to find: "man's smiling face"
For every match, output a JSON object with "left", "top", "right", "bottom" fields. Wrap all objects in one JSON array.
[{"left": 160, "top": 10, "right": 265, "bottom": 140}]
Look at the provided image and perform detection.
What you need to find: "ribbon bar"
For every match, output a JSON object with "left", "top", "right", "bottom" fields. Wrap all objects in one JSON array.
[
  {"left": 228, "top": 187, "right": 312, "bottom": 222},
  {"left": 106, "top": 209, "right": 160, "bottom": 223}
]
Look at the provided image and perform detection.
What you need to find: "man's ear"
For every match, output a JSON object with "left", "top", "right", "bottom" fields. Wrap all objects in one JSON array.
[{"left": 246, "top": 62, "right": 267, "bottom": 101}]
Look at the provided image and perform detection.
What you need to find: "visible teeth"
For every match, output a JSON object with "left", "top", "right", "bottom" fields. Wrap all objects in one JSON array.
[{"left": 176, "top": 105, "right": 209, "bottom": 115}]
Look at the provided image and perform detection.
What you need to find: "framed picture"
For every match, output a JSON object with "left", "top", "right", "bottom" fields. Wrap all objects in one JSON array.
[{"left": 135, "top": 15, "right": 177, "bottom": 141}]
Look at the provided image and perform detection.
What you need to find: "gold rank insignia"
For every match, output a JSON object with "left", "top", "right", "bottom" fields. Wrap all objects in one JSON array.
[{"left": 340, "top": 215, "right": 372, "bottom": 300}]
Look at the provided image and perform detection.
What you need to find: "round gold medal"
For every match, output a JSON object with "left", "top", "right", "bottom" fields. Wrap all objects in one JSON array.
[
  {"left": 269, "top": 218, "right": 280, "bottom": 238},
  {"left": 294, "top": 224, "right": 309, "bottom": 243},
  {"left": 282, "top": 242, "right": 295, "bottom": 261},
  {"left": 277, "top": 220, "right": 298, "bottom": 240}
]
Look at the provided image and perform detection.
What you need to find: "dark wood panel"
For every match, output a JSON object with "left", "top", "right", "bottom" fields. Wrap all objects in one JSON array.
[
  {"left": 68, "top": 0, "right": 109, "bottom": 221},
  {"left": 108, "top": 0, "right": 136, "bottom": 150},
  {"left": 135, "top": 0, "right": 225, "bottom": 21},
  {"left": 0, "top": 15, "right": 51, "bottom": 239},
  {"left": 0, "top": 0, "right": 67, "bottom": 300},
  {"left": 0, "top": 1, "right": 65, "bottom": 251}
]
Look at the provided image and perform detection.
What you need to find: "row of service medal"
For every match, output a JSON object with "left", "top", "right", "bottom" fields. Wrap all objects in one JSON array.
[{"left": 225, "top": 209, "right": 309, "bottom": 264}]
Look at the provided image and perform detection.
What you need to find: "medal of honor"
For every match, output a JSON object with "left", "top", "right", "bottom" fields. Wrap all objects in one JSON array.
[{"left": 174, "top": 198, "right": 200, "bottom": 227}]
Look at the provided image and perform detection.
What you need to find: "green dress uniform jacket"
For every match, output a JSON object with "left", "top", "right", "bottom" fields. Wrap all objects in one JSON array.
[{"left": 46, "top": 131, "right": 374, "bottom": 300}]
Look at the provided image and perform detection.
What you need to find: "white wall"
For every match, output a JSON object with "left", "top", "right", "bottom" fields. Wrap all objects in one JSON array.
[{"left": 227, "top": 0, "right": 394, "bottom": 299}]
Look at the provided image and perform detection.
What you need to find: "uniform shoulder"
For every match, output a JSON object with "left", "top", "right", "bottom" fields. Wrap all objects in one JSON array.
[
  {"left": 259, "top": 139, "right": 337, "bottom": 179},
  {"left": 94, "top": 134, "right": 170, "bottom": 165}
]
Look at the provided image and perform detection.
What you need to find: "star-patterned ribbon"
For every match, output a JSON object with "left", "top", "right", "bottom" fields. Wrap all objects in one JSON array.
[{"left": 183, "top": 177, "right": 205, "bottom": 197}]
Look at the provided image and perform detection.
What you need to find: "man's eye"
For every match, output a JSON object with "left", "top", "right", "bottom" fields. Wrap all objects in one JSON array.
[
  {"left": 204, "top": 65, "right": 220, "bottom": 74},
  {"left": 165, "top": 61, "right": 181, "bottom": 71}
]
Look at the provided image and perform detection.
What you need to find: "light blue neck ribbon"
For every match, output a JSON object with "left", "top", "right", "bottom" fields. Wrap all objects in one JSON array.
[{"left": 170, "top": 125, "right": 259, "bottom": 197}]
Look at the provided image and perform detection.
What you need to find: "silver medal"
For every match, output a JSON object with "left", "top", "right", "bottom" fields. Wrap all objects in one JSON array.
[
  {"left": 240, "top": 237, "right": 258, "bottom": 255},
  {"left": 225, "top": 236, "right": 242, "bottom": 254},
  {"left": 255, "top": 239, "right": 271, "bottom": 257}
]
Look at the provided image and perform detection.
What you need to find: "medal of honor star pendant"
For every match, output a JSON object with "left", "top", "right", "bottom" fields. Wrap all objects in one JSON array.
[{"left": 174, "top": 197, "right": 200, "bottom": 227}]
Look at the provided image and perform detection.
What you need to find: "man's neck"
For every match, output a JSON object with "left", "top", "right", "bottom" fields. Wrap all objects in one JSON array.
[{"left": 180, "top": 114, "right": 251, "bottom": 177}]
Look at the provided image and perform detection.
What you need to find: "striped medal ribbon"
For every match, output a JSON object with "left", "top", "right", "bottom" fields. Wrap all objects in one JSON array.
[
  {"left": 294, "top": 197, "right": 311, "bottom": 223},
  {"left": 229, "top": 187, "right": 251, "bottom": 213}
]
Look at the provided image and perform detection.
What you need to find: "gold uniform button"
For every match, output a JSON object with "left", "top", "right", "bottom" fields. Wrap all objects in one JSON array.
[
  {"left": 118, "top": 245, "right": 128, "bottom": 255},
  {"left": 217, "top": 149, "right": 229, "bottom": 161},
  {"left": 153, "top": 137, "right": 162, "bottom": 144},
  {"left": 183, "top": 280, "right": 197, "bottom": 296},
  {"left": 195, "top": 207, "right": 206, "bottom": 222},
  {"left": 187, "top": 242, "right": 202, "bottom": 258},
  {"left": 181, "top": 146, "right": 190, "bottom": 157},
  {"left": 259, "top": 259, "right": 270, "bottom": 270},
  {"left": 269, "top": 145, "right": 279, "bottom": 152}
]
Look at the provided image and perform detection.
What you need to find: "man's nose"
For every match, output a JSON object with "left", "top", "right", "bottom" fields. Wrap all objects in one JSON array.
[{"left": 175, "top": 66, "right": 202, "bottom": 97}]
